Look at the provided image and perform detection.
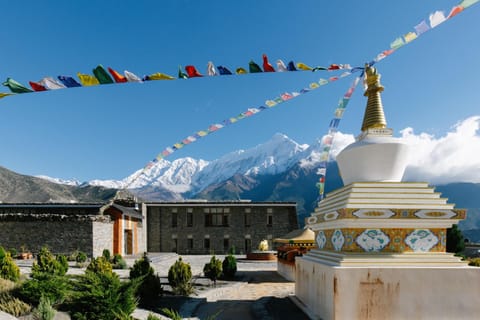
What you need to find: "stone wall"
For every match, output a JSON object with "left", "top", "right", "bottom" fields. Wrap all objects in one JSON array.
[
  {"left": 0, "top": 214, "right": 111, "bottom": 257},
  {"left": 92, "top": 220, "right": 114, "bottom": 257}
]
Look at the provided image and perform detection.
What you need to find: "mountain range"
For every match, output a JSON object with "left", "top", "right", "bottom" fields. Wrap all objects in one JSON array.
[{"left": 1, "top": 133, "right": 479, "bottom": 241}]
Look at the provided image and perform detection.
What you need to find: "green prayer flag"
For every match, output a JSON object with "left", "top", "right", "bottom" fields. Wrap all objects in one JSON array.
[
  {"left": 248, "top": 60, "right": 262, "bottom": 73},
  {"left": 178, "top": 66, "right": 188, "bottom": 79},
  {"left": 2, "top": 78, "right": 33, "bottom": 93},
  {"left": 93, "top": 65, "right": 114, "bottom": 84},
  {"left": 460, "top": 0, "right": 479, "bottom": 8}
]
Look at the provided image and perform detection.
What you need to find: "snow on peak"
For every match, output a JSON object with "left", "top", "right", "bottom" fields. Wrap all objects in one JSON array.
[
  {"left": 35, "top": 175, "right": 81, "bottom": 186},
  {"left": 190, "top": 133, "right": 309, "bottom": 192}
]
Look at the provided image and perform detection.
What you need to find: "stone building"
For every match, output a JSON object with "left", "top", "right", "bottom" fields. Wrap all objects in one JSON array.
[
  {"left": 0, "top": 201, "right": 144, "bottom": 257},
  {"left": 143, "top": 201, "right": 298, "bottom": 254}
]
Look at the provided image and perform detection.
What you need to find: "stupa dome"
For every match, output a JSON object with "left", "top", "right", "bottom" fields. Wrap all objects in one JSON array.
[{"left": 336, "top": 66, "right": 409, "bottom": 185}]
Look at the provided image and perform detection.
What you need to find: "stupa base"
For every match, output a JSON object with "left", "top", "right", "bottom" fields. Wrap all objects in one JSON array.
[{"left": 295, "top": 254, "right": 480, "bottom": 320}]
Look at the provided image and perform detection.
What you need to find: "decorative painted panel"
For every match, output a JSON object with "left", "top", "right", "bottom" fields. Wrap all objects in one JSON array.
[
  {"left": 355, "top": 229, "right": 390, "bottom": 252},
  {"left": 331, "top": 229, "right": 345, "bottom": 251},
  {"left": 405, "top": 229, "right": 439, "bottom": 252},
  {"left": 314, "top": 228, "right": 445, "bottom": 253},
  {"left": 316, "top": 231, "right": 326, "bottom": 249}
]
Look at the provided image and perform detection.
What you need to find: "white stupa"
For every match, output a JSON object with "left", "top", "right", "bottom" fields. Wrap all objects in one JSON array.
[
  {"left": 293, "top": 66, "right": 480, "bottom": 320},
  {"left": 336, "top": 66, "right": 409, "bottom": 185}
]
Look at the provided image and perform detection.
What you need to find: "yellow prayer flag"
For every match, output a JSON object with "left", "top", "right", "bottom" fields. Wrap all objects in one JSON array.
[
  {"left": 0, "top": 92, "right": 13, "bottom": 99},
  {"left": 296, "top": 62, "right": 313, "bottom": 71},
  {"left": 148, "top": 72, "right": 175, "bottom": 80},
  {"left": 77, "top": 73, "right": 100, "bottom": 86},
  {"left": 404, "top": 32, "right": 418, "bottom": 43}
]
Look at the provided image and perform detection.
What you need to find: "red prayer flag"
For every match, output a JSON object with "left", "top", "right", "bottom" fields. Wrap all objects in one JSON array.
[
  {"left": 185, "top": 65, "right": 203, "bottom": 78},
  {"left": 29, "top": 81, "right": 47, "bottom": 92},
  {"left": 262, "top": 54, "right": 275, "bottom": 72},
  {"left": 108, "top": 67, "right": 127, "bottom": 83}
]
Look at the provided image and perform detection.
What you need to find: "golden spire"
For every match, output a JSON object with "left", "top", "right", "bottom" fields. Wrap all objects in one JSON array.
[{"left": 361, "top": 65, "right": 387, "bottom": 132}]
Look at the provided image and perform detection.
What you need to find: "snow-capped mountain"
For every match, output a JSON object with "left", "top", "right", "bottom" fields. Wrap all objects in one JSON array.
[
  {"left": 35, "top": 175, "right": 82, "bottom": 187},
  {"left": 86, "top": 133, "right": 310, "bottom": 195}
]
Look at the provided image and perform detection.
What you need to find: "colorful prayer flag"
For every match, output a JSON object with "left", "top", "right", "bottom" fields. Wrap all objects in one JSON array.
[
  {"left": 249, "top": 60, "right": 262, "bottom": 73},
  {"left": 185, "top": 65, "right": 203, "bottom": 77},
  {"left": 29, "top": 81, "right": 47, "bottom": 92},
  {"left": 93, "top": 65, "right": 114, "bottom": 84},
  {"left": 124, "top": 70, "right": 143, "bottom": 82},
  {"left": 296, "top": 62, "right": 313, "bottom": 71},
  {"left": 429, "top": 11, "right": 446, "bottom": 28},
  {"left": 236, "top": 68, "right": 247, "bottom": 74},
  {"left": 39, "top": 77, "right": 66, "bottom": 90},
  {"left": 390, "top": 37, "right": 405, "bottom": 49},
  {"left": 77, "top": 73, "right": 100, "bottom": 86},
  {"left": 309, "top": 82, "right": 319, "bottom": 89},
  {"left": 3, "top": 78, "right": 33, "bottom": 93},
  {"left": 459, "top": 0, "right": 480, "bottom": 8},
  {"left": 146, "top": 72, "right": 175, "bottom": 80},
  {"left": 404, "top": 32, "right": 418, "bottom": 43},
  {"left": 107, "top": 68, "right": 127, "bottom": 83},
  {"left": 318, "top": 79, "right": 329, "bottom": 86},
  {"left": 178, "top": 66, "right": 188, "bottom": 79},
  {"left": 58, "top": 75, "right": 82, "bottom": 87},
  {"left": 414, "top": 20, "right": 430, "bottom": 35},
  {"left": 217, "top": 66, "right": 232, "bottom": 75},
  {"left": 447, "top": 6, "right": 464, "bottom": 18},
  {"left": 287, "top": 61, "right": 297, "bottom": 71},
  {"left": 0, "top": 92, "right": 14, "bottom": 99},
  {"left": 207, "top": 61, "right": 217, "bottom": 76},
  {"left": 276, "top": 59, "right": 288, "bottom": 72}
]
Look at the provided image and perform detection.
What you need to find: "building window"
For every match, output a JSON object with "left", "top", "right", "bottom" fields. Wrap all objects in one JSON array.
[
  {"left": 244, "top": 212, "right": 251, "bottom": 227},
  {"left": 172, "top": 213, "right": 178, "bottom": 228},
  {"left": 172, "top": 239, "right": 178, "bottom": 253},
  {"left": 187, "top": 211, "right": 193, "bottom": 227},
  {"left": 267, "top": 213, "right": 273, "bottom": 227},
  {"left": 245, "top": 238, "right": 252, "bottom": 253},
  {"left": 205, "top": 208, "right": 229, "bottom": 227},
  {"left": 223, "top": 238, "right": 230, "bottom": 252},
  {"left": 204, "top": 238, "right": 210, "bottom": 250},
  {"left": 187, "top": 238, "right": 193, "bottom": 250}
]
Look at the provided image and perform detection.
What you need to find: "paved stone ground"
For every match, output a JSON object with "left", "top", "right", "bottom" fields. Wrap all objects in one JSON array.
[{"left": 15, "top": 254, "right": 310, "bottom": 320}]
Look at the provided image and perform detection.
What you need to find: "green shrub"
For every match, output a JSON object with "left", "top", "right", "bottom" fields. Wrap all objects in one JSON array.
[
  {"left": 0, "top": 278, "right": 16, "bottom": 293},
  {"left": 56, "top": 255, "right": 69, "bottom": 275},
  {"left": 112, "top": 254, "right": 128, "bottom": 270},
  {"left": 75, "top": 251, "right": 87, "bottom": 263},
  {"left": 86, "top": 256, "right": 112, "bottom": 274},
  {"left": 19, "top": 273, "right": 71, "bottom": 306},
  {"left": 203, "top": 256, "right": 222, "bottom": 285},
  {"left": 168, "top": 257, "right": 193, "bottom": 296},
  {"left": 68, "top": 271, "right": 138, "bottom": 320},
  {"left": 0, "top": 291, "right": 32, "bottom": 316},
  {"left": 161, "top": 308, "right": 182, "bottom": 320},
  {"left": 31, "top": 247, "right": 68, "bottom": 277},
  {"left": 222, "top": 254, "right": 237, "bottom": 279},
  {"left": 8, "top": 248, "right": 17, "bottom": 258},
  {"left": 102, "top": 249, "right": 111, "bottom": 262},
  {"left": 32, "top": 295, "right": 56, "bottom": 320},
  {"left": 147, "top": 313, "right": 162, "bottom": 320},
  {"left": 130, "top": 253, "right": 161, "bottom": 304},
  {"left": 0, "top": 250, "right": 20, "bottom": 282},
  {"left": 468, "top": 257, "right": 480, "bottom": 267}
]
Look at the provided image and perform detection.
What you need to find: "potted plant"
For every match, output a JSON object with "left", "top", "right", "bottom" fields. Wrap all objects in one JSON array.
[{"left": 19, "top": 244, "right": 33, "bottom": 259}]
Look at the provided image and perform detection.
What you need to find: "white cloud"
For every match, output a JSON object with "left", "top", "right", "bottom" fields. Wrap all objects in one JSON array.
[{"left": 330, "top": 116, "right": 480, "bottom": 184}]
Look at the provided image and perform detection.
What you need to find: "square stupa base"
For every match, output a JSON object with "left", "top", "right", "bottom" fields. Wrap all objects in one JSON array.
[{"left": 294, "top": 252, "right": 480, "bottom": 320}]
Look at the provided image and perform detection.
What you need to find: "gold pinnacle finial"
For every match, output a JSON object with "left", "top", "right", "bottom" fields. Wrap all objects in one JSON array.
[{"left": 361, "top": 64, "right": 387, "bottom": 132}]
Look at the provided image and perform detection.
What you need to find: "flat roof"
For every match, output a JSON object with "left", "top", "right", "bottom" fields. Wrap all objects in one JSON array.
[{"left": 143, "top": 201, "right": 297, "bottom": 207}]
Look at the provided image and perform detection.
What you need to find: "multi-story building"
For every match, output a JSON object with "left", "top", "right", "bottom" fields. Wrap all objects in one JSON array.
[{"left": 143, "top": 201, "right": 298, "bottom": 254}]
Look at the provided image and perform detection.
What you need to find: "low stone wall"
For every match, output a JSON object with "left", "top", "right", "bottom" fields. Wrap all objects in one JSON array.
[
  {"left": 277, "top": 260, "right": 295, "bottom": 281},
  {"left": 0, "top": 214, "right": 112, "bottom": 257}
]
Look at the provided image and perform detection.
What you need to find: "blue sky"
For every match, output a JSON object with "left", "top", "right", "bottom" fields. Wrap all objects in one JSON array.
[{"left": 1, "top": 0, "right": 479, "bottom": 182}]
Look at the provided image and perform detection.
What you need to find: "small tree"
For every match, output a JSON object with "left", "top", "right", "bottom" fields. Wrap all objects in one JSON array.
[
  {"left": 130, "top": 253, "right": 162, "bottom": 305},
  {"left": 32, "top": 295, "right": 56, "bottom": 320},
  {"left": 168, "top": 257, "right": 193, "bottom": 295},
  {"left": 86, "top": 256, "right": 113, "bottom": 274},
  {"left": 31, "top": 247, "right": 68, "bottom": 276},
  {"left": 102, "top": 249, "right": 111, "bottom": 262},
  {"left": 203, "top": 256, "right": 222, "bottom": 285},
  {"left": 447, "top": 224, "right": 465, "bottom": 253},
  {"left": 222, "top": 254, "right": 237, "bottom": 279},
  {"left": 0, "top": 247, "right": 20, "bottom": 282}
]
